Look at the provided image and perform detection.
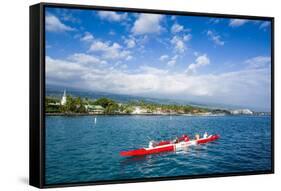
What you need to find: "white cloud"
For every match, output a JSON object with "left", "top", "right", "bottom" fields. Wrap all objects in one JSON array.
[
  {"left": 80, "top": 32, "right": 94, "bottom": 42},
  {"left": 89, "top": 40, "right": 131, "bottom": 60},
  {"left": 259, "top": 21, "right": 270, "bottom": 29},
  {"left": 167, "top": 55, "right": 178, "bottom": 67},
  {"left": 229, "top": 19, "right": 249, "bottom": 27},
  {"left": 139, "top": 65, "right": 168, "bottom": 75},
  {"left": 193, "top": 51, "right": 199, "bottom": 56},
  {"left": 131, "top": 13, "right": 164, "bottom": 35},
  {"left": 46, "top": 14, "right": 75, "bottom": 32},
  {"left": 207, "top": 30, "right": 225, "bottom": 46},
  {"left": 89, "top": 40, "right": 110, "bottom": 52},
  {"left": 46, "top": 55, "right": 270, "bottom": 110},
  {"left": 170, "top": 22, "right": 192, "bottom": 53},
  {"left": 245, "top": 56, "right": 271, "bottom": 69},
  {"left": 209, "top": 18, "right": 220, "bottom": 24},
  {"left": 60, "top": 11, "right": 80, "bottom": 23},
  {"left": 124, "top": 38, "right": 136, "bottom": 48},
  {"left": 186, "top": 54, "right": 210, "bottom": 74},
  {"left": 170, "top": 24, "right": 192, "bottom": 53},
  {"left": 109, "top": 30, "right": 115, "bottom": 35},
  {"left": 120, "top": 64, "right": 128, "bottom": 69},
  {"left": 159, "top": 55, "right": 169, "bottom": 61},
  {"left": 167, "top": 60, "right": 176, "bottom": 67},
  {"left": 171, "top": 23, "right": 184, "bottom": 33},
  {"left": 183, "top": 34, "right": 192, "bottom": 41},
  {"left": 126, "top": 55, "right": 133, "bottom": 61},
  {"left": 171, "top": 16, "right": 176, "bottom": 21},
  {"left": 46, "top": 56, "right": 87, "bottom": 81},
  {"left": 68, "top": 53, "right": 106, "bottom": 65},
  {"left": 97, "top": 11, "right": 127, "bottom": 21},
  {"left": 171, "top": 36, "right": 185, "bottom": 53}
]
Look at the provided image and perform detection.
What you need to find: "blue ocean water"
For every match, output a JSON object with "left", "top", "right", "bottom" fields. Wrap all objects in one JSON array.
[{"left": 45, "top": 115, "right": 271, "bottom": 185}]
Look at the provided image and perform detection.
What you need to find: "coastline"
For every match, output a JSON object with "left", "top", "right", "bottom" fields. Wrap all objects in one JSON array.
[
  {"left": 45, "top": 112, "right": 226, "bottom": 117},
  {"left": 46, "top": 94, "right": 270, "bottom": 117},
  {"left": 45, "top": 113, "right": 270, "bottom": 117}
]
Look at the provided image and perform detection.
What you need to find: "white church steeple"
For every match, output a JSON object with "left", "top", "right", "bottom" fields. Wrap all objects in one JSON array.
[{"left": 61, "top": 90, "right": 67, "bottom": 105}]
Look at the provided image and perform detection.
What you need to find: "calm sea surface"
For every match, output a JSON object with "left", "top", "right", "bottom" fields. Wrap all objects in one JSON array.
[{"left": 45, "top": 115, "right": 271, "bottom": 185}]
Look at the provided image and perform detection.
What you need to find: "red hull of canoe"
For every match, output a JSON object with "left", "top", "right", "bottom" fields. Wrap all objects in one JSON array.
[
  {"left": 197, "top": 134, "right": 220, "bottom": 144},
  {"left": 120, "top": 134, "right": 220, "bottom": 157},
  {"left": 120, "top": 145, "right": 174, "bottom": 157}
]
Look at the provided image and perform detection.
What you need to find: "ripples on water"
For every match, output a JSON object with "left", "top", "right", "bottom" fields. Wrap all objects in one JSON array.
[{"left": 45, "top": 115, "right": 271, "bottom": 184}]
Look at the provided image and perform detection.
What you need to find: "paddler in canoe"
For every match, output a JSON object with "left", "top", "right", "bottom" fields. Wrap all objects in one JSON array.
[
  {"left": 174, "top": 134, "right": 190, "bottom": 143},
  {"left": 148, "top": 133, "right": 209, "bottom": 148},
  {"left": 149, "top": 134, "right": 191, "bottom": 148},
  {"left": 120, "top": 132, "right": 219, "bottom": 157}
]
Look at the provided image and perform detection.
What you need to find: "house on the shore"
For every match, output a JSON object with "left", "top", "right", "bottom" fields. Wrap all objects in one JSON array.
[
  {"left": 86, "top": 105, "right": 105, "bottom": 114},
  {"left": 48, "top": 102, "right": 60, "bottom": 106},
  {"left": 230, "top": 109, "right": 253, "bottom": 115}
]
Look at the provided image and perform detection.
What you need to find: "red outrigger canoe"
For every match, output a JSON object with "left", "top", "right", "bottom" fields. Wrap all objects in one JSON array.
[{"left": 120, "top": 134, "right": 220, "bottom": 157}]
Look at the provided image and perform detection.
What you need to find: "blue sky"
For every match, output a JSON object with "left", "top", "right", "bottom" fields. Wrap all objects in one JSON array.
[{"left": 45, "top": 7, "right": 271, "bottom": 111}]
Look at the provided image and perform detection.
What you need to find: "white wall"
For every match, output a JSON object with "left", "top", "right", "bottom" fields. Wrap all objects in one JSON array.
[{"left": 0, "top": 0, "right": 279, "bottom": 190}]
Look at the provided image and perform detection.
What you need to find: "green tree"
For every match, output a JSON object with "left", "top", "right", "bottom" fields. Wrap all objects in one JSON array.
[
  {"left": 94, "top": 97, "right": 119, "bottom": 114},
  {"left": 75, "top": 97, "right": 86, "bottom": 113}
]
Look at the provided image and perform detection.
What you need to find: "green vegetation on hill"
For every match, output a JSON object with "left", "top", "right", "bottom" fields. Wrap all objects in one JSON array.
[
  {"left": 130, "top": 100, "right": 210, "bottom": 114},
  {"left": 61, "top": 96, "right": 87, "bottom": 113},
  {"left": 45, "top": 95, "right": 218, "bottom": 115}
]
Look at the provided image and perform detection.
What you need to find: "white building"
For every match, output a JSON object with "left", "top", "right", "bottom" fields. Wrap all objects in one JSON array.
[
  {"left": 61, "top": 90, "right": 67, "bottom": 105},
  {"left": 132, "top": 106, "right": 147, "bottom": 114},
  {"left": 230, "top": 109, "right": 253, "bottom": 115}
]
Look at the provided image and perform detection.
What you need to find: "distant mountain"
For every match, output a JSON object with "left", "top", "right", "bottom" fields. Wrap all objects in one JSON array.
[
  {"left": 45, "top": 84, "right": 262, "bottom": 112},
  {"left": 46, "top": 85, "right": 186, "bottom": 105},
  {"left": 47, "top": 85, "right": 160, "bottom": 104}
]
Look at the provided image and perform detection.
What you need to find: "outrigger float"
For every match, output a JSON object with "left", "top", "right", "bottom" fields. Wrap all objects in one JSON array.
[{"left": 120, "top": 134, "right": 220, "bottom": 157}]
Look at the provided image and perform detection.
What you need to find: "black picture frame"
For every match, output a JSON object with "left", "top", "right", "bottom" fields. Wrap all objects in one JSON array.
[{"left": 30, "top": 2, "right": 275, "bottom": 188}]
